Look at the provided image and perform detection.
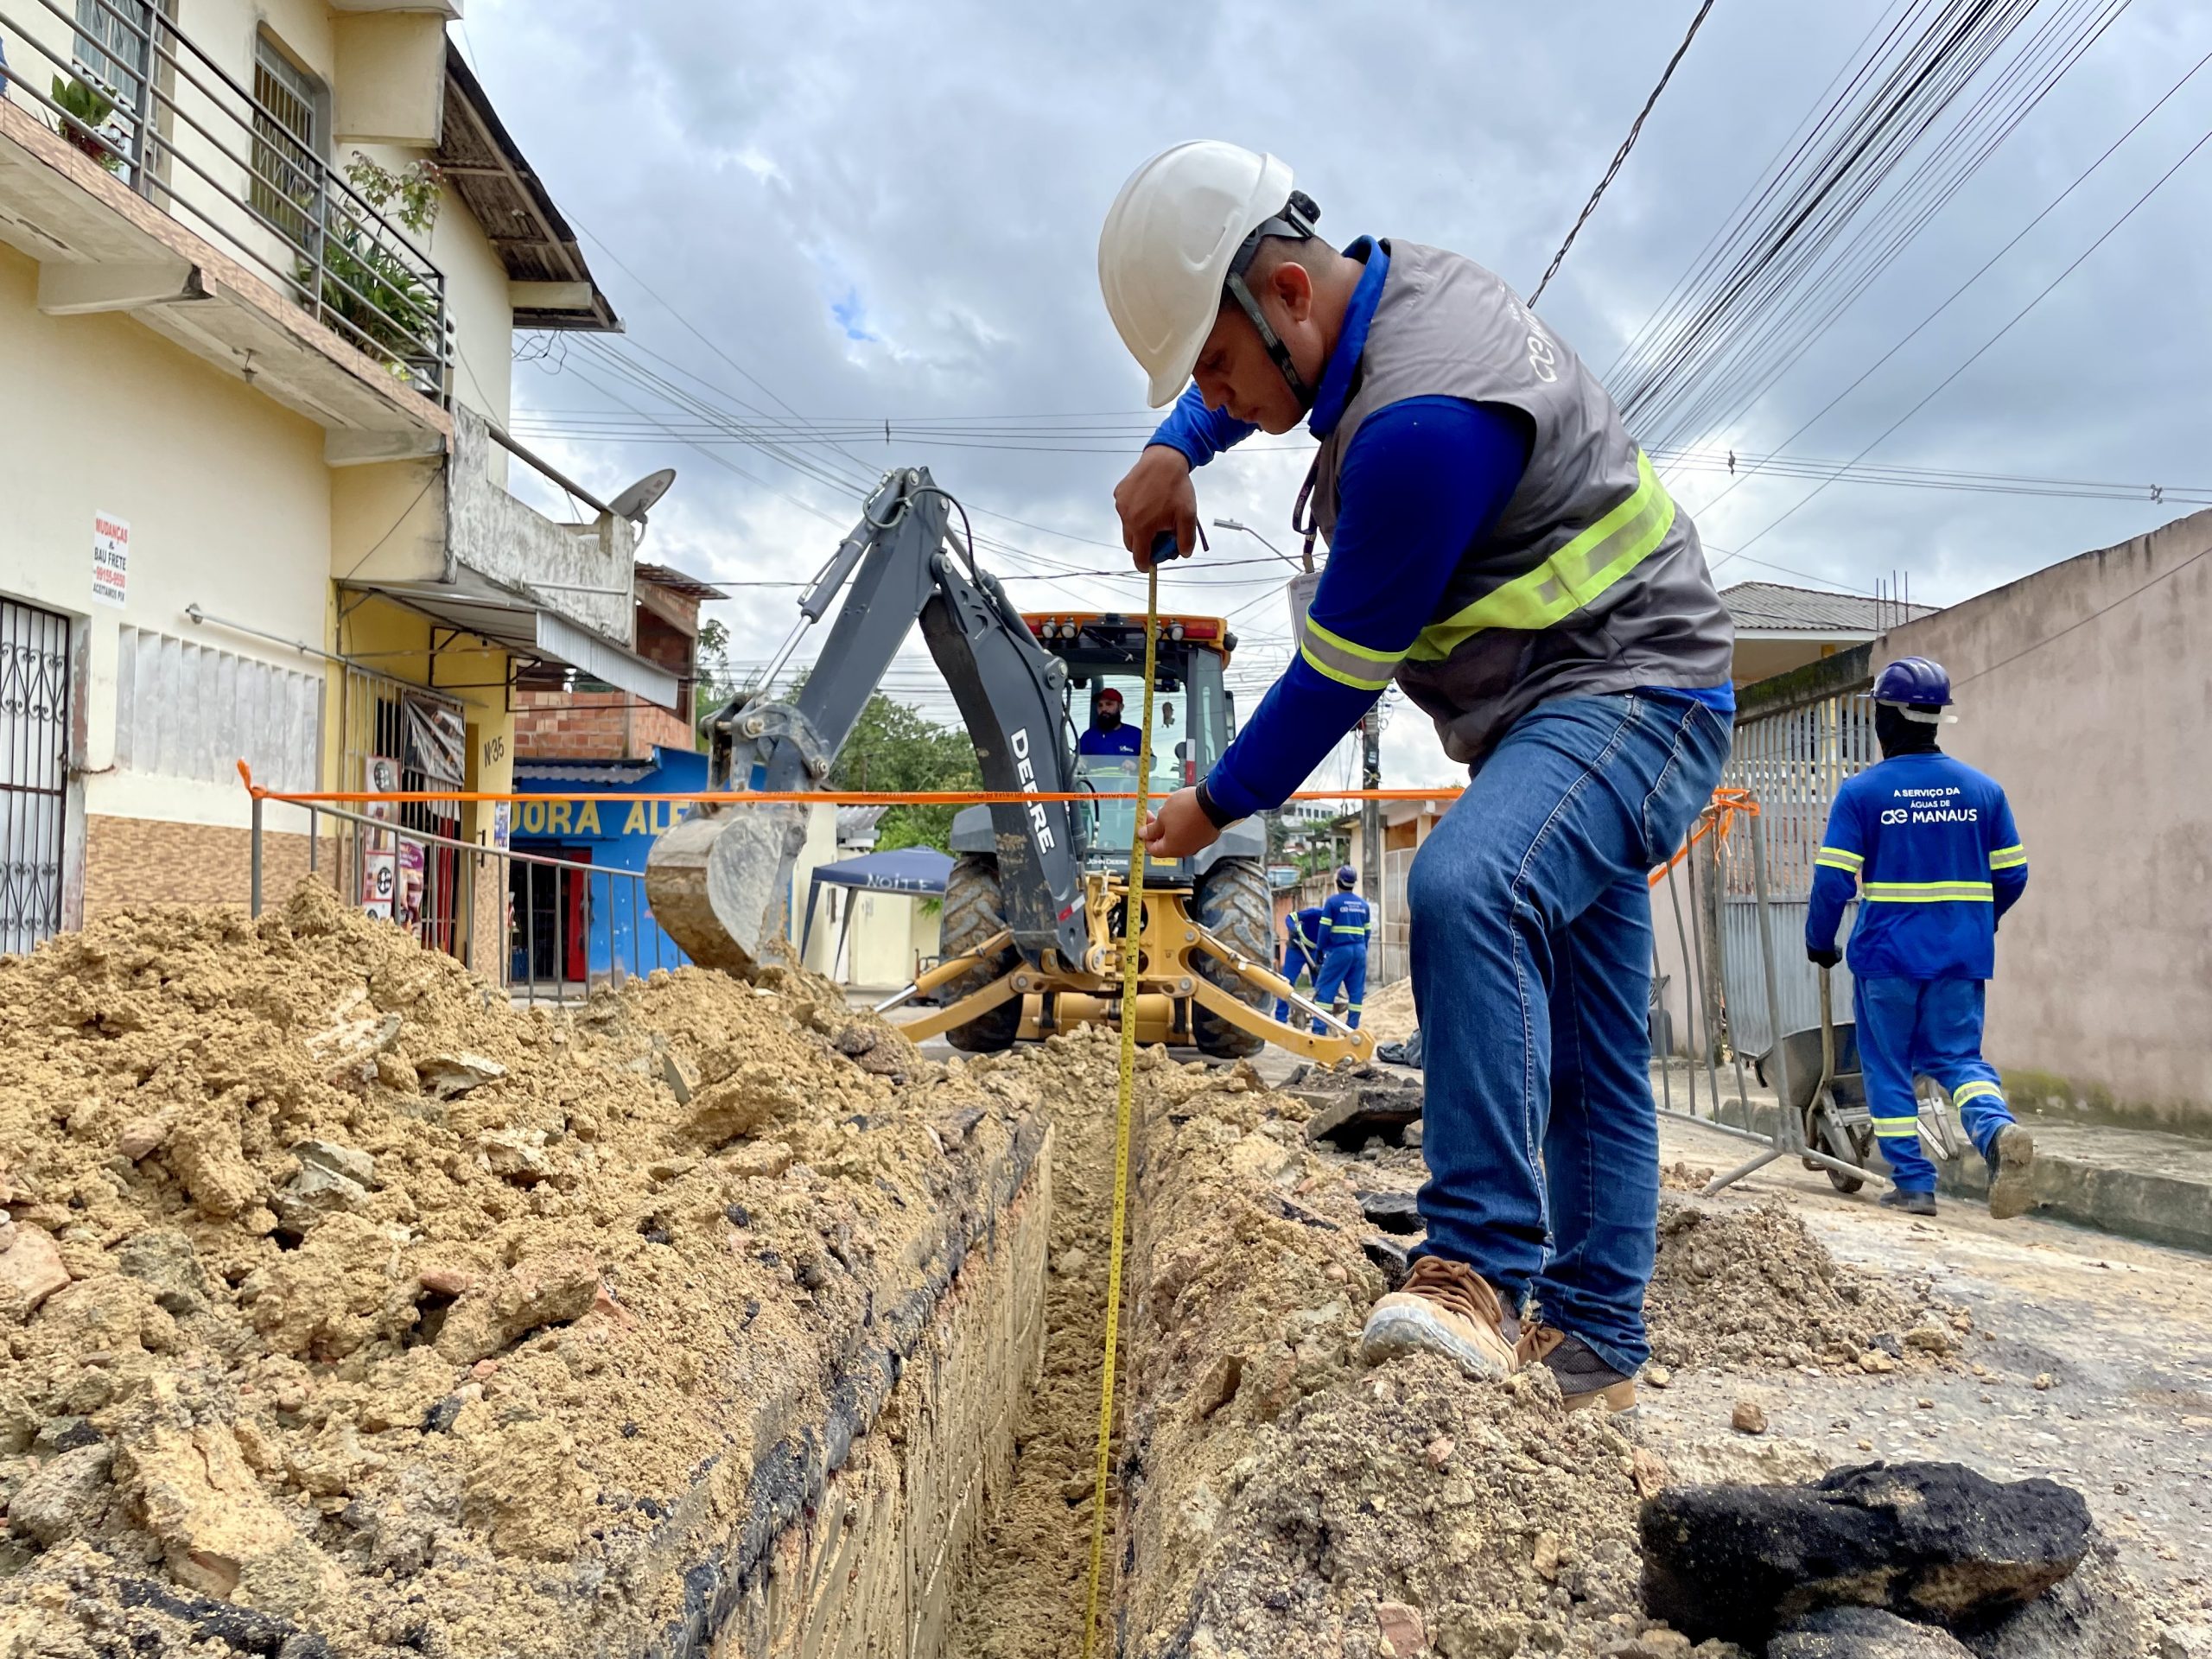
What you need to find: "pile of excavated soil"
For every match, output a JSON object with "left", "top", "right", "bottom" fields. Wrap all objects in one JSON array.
[
  {"left": 1644, "top": 1198, "right": 1963, "bottom": 1374},
  {"left": 1357, "top": 977, "right": 1419, "bottom": 1045},
  {"left": 1113, "top": 1068, "right": 1738, "bottom": 1659},
  {"left": 0, "top": 886, "right": 1039, "bottom": 1657}
]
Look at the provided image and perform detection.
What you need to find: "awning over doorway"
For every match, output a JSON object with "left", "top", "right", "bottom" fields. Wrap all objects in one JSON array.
[{"left": 340, "top": 568, "right": 679, "bottom": 709}]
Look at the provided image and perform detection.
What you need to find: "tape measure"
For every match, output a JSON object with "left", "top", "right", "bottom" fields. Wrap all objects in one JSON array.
[{"left": 1079, "top": 545, "right": 1166, "bottom": 1658}]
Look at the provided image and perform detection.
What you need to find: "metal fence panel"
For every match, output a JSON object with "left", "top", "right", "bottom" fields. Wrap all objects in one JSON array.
[{"left": 1717, "top": 675, "right": 1878, "bottom": 1058}]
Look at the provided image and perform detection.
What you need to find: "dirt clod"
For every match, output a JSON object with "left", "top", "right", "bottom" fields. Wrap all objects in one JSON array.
[
  {"left": 1731, "top": 1399, "right": 1769, "bottom": 1434},
  {"left": 0, "top": 886, "right": 1038, "bottom": 1656}
]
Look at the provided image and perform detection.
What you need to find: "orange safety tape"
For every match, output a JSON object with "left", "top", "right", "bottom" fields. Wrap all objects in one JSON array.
[
  {"left": 235, "top": 760, "right": 1470, "bottom": 807},
  {"left": 238, "top": 763, "right": 1760, "bottom": 879},
  {"left": 1646, "top": 786, "right": 1758, "bottom": 888}
]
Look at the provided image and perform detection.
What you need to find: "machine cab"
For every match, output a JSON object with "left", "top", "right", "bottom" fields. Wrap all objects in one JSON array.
[{"left": 1025, "top": 612, "right": 1236, "bottom": 881}]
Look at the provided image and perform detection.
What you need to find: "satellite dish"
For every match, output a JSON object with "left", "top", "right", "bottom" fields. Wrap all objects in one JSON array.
[{"left": 608, "top": 467, "right": 677, "bottom": 524}]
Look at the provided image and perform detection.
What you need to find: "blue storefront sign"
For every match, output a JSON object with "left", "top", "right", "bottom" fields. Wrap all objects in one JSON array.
[{"left": 509, "top": 746, "right": 714, "bottom": 986}]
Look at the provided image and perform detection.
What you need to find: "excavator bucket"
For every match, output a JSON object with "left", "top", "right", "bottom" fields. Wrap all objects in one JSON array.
[{"left": 645, "top": 803, "right": 810, "bottom": 976}]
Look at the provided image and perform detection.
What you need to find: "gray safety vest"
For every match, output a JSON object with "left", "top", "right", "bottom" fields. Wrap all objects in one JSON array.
[{"left": 1299, "top": 241, "right": 1734, "bottom": 765}]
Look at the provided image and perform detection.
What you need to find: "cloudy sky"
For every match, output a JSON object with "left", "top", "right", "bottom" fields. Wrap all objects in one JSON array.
[{"left": 461, "top": 0, "right": 2212, "bottom": 791}]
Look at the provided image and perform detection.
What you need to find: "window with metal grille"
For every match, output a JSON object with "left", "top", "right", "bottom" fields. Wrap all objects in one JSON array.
[{"left": 250, "top": 29, "right": 321, "bottom": 249}]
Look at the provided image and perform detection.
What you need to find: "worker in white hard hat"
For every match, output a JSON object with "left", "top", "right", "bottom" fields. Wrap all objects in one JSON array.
[{"left": 1102, "top": 142, "right": 1737, "bottom": 1414}]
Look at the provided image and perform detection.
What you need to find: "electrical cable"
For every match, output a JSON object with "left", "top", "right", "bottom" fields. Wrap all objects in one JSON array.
[
  {"left": 1529, "top": 0, "right": 1720, "bottom": 305},
  {"left": 1711, "top": 111, "right": 2212, "bottom": 575}
]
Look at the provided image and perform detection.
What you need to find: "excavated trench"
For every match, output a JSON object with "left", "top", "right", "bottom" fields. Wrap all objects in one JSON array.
[{"left": 0, "top": 893, "right": 2160, "bottom": 1659}]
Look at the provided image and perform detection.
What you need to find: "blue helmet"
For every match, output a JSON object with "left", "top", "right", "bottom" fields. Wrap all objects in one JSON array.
[
  {"left": 1336, "top": 864, "right": 1357, "bottom": 888},
  {"left": 1873, "top": 656, "right": 1953, "bottom": 710}
]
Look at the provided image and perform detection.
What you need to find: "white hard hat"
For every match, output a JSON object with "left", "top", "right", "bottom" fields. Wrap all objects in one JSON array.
[{"left": 1098, "top": 142, "right": 1313, "bottom": 407}]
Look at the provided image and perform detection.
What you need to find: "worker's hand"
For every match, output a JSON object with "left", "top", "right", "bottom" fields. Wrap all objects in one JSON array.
[
  {"left": 1141, "top": 788, "right": 1221, "bottom": 860},
  {"left": 1115, "top": 445, "right": 1200, "bottom": 570},
  {"left": 1807, "top": 945, "right": 1841, "bottom": 969}
]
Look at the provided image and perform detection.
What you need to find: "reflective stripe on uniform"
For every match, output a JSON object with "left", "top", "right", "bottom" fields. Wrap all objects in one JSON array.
[
  {"left": 1815, "top": 846, "right": 1864, "bottom": 874},
  {"left": 1861, "top": 880, "right": 1993, "bottom": 903},
  {"left": 1953, "top": 1080, "right": 2005, "bottom": 1108},
  {"left": 1408, "top": 450, "right": 1676, "bottom": 659},
  {"left": 1988, "top": 843, "right": 2027, "bottom": 870},
  {"left": 1870, "top": 1116, "right": 1922, "bottom": 1135},
  {"left": 1299, "top": 613, "right": 1405, "bottom": 692},
  {"left": 1328, "top": 925, "right": 1369, "bottom": 936}
]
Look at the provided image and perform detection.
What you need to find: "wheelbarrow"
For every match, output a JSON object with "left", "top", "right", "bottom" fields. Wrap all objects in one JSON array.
[{"left": 1758, "top": 967, "right": 1964, "bottom": 1193}]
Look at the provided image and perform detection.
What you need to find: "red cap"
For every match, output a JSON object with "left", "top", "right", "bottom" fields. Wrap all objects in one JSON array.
[{"left": 1097, "top": 688, "right": 1124, "bottom": 708}]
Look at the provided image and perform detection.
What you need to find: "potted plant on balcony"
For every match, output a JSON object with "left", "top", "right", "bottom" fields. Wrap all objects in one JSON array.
[
  {"left": 296, "top": 155, "right": 446, "bottom": 388},
  {"left": 51, "top": 75, "right": 124, "bottom": 172}
]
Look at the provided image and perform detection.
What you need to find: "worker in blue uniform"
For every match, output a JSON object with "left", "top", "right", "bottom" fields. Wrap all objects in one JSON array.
[
  {"left": 1275, "top": 904, "right": 1323, "bottom": 1021},
  {"left": 1310, "top": 867, "right": 1372, "bottom": 1033},
  {"left": 1806, "top": 657, "right": 2036, "bottom": 1220},
  {"left": 1077, "top": 687, "right": 1142, "bottom": 761}
]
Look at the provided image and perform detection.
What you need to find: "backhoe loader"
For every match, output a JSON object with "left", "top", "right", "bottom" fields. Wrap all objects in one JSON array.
[{"left": 644, "top": 467, "right": 1371, "bottom": 1063}]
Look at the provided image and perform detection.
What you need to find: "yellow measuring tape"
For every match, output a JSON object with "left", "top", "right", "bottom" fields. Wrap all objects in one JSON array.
[{"left": 1080, "top": 563, "right": 1159, "bottom": 1659}]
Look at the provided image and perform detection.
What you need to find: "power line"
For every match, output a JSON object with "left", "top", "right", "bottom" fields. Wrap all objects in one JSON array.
[
  {"left": 1529, "top": 0, "right": 1720, "bottom": 306},
  {"left": 1669, "top": 37, "right": 2212, "bottom": 524},
  {"left": 1712, "top": 109, "right": 2212, "bottom": 574}
]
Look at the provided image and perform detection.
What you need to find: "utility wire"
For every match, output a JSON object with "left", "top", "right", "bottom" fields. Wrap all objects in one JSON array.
[
  {"left": 1672, "top": 38, "right": 2212, "bottom": 525},
  {"left": 1712, "top": 113, "right": 2212, "bottom": 574},
  {"left": 1529, "top": 0, "right": 1720, "bottom": 305}
]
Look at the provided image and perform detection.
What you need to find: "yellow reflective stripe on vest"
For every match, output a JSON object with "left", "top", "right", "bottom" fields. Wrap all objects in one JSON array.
[
  {"left": 1817, "top": 846, "right": 1863, "bottom": 868},
  {"left": 1299, "top": 613, "right": 1404, "bottom": 692},
  {"left": 1988, "top": 843, "right": 2027, "bottom": 870},
  {"left": 1861, "top": 880, "right": 1993, "bottom": 904},
  {"left": 1328, "top": 925, "right": 1369, "bottom": 936},
  {"left": 1953, "top": 1080, "right": 2005, "bottom": 1108},
  {"left": 1408, "top": 450, "right": 1676, "bottom": 661}
]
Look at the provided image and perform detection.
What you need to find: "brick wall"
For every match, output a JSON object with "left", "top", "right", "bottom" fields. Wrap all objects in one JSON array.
[
  {"left": 512, "top": 688, "right": 696, "bottom": 763},
  {"left": 85, "top": 815, "right": 336, "bottom": 919}
]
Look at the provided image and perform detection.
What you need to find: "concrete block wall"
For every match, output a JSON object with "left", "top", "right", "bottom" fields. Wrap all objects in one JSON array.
[
  {"left": 84, "top": 815, "right": 335, "bottom": 919},
  {"left": 712, "top": 1139, "right": 1052, "bottom": 1659}
]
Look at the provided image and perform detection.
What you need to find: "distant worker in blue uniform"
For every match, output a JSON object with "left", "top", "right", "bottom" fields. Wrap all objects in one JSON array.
[
  {"left": 1077, "top": 686, "right": 1142, "bottom": 761},
  {"left": 1806, "top": 657, "right": 2036, "bottom": 1221},
  {"left": 1310, "top": 866, "right": 1372, "bottom": 1033},
  {"left": 1275, "top": 904, "right": 1323, "bottom": 1021}
]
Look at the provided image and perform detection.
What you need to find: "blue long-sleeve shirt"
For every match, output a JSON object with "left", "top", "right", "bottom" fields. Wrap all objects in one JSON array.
[
  {"left": 1153, "top": 238, "right": 1731, "bottom": 820},
  {"left": 1316, "top": 889, "right": 1371, "bottom": 952},
  {"left": 1805, "top": 752, "right": 2028, "bottom": 981}
]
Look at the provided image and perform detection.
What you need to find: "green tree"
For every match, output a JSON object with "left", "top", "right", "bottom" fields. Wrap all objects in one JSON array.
[
  {"left": 830, "top": 696, "right": 981, "bottom": 855},
  {"left": 693, "top": 618, "right": 749, "bottom": 749}
]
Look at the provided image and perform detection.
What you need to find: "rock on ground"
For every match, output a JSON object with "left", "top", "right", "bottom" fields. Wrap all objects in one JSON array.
[
  {"left": 1769, "top": 1606, "right": 1978, "bottom": 1657},
  {"left": 1641, "top": 1462, "right": 2093, "bottom": 1649}
]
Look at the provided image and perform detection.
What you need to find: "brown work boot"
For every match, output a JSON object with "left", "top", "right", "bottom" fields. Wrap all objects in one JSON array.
[
  {"left": 1360, "top": 1256, "right": 1521, "bottom": 1380},
  {"left": 1518, "top": 1325, "right": 1639, "bottom": 1414},
  {"left": 1986, "top": 1123, "right": 2037, "bottom": 1220}
]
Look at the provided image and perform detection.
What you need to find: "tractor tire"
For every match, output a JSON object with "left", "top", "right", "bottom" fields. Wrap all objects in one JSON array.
[
  {"left": 1190, "top": 856, "right": 1273, "bottom": 1059},
  {"left": 939, "top": 855, "right": 1023, "bottom": 1053}
]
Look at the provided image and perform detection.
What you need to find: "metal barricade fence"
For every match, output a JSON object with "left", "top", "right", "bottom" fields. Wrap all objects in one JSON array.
[
  {"left": 247, "top": 796, "right": 688, "bottom": 1007},
  {"left": 1717, "top": 672, "right": 1878, "bottom": 1057}
]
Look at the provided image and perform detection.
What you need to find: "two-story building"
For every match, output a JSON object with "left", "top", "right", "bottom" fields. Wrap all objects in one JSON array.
[{"left": 0, "top": 1, "right": 681, "bottom": 974}]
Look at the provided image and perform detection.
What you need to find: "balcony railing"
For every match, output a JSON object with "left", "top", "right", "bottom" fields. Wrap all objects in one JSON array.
[{"left": 0, "top": 0, "right": 452, "bottom": 402}]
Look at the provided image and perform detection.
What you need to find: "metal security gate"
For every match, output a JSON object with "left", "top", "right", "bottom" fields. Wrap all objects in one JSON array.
[
  {"left": 0, "top": 599, "right": 72, "bottom": 954},
  {"left": 1718, "top": 672, "right": 1878, "bottom": 1057}
]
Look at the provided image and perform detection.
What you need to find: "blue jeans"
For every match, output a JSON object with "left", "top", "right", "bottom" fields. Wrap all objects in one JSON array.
[
  {"left": 1854, "top": 975, "right": 2015, "bottom": 1192},
  {"left": 1409, "top": 692, "right": 1731, "bottom": 1375},
  {"left": 1312, "top": 944, "right": 1369, "bottom": 1031}
]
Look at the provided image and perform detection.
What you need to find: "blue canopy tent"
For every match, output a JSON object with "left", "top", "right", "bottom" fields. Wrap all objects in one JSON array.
[{"left": 800, "top": 848, "right": 956, "bottom": 977}]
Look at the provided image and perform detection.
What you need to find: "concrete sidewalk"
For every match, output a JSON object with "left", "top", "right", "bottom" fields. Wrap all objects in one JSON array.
[{"left": 1650, "top": 1057, "right": 2212, "bottom": 1255}]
